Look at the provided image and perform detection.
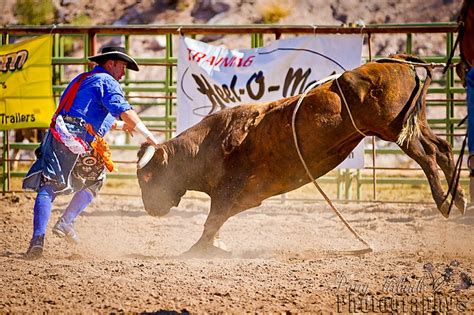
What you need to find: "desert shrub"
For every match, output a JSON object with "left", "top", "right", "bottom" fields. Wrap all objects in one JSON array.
[
  {"left": 14, "top": 0, "right": 55, "bottom": 25},
  {"left": 176, "top": 0, "right": 192, "bottom": 12},
  {"left": 70, "top": 14, "right": 92, "bottom": 26},
  {"left": 60, "top": 15, "right": 91, "bottom": 55},
  {"left": 259, "top": 0, "right": 291, "bottom": 24}
]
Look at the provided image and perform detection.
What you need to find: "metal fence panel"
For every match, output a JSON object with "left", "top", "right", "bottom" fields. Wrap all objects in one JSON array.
[{"left": 0, "top": 24, "right": 467, "bottom": 203}]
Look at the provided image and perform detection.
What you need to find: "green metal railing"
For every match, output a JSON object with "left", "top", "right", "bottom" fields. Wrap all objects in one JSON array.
[{"left": 0, "top": 23, "right": 467, "bottom": 202}]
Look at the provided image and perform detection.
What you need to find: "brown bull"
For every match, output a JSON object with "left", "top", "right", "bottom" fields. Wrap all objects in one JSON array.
[{"left": 137, "top": 54, "right": 466, "bottom": 255}]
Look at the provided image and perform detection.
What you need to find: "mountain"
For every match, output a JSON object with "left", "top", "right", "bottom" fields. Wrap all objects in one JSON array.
[{"left": 2, "top": 0, "right": 461, "bottom": 28}]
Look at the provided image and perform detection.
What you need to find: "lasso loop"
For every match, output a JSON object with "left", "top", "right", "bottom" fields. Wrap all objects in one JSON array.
[{"left": 291, "top": 73, "right": 372, "bottom": 254}]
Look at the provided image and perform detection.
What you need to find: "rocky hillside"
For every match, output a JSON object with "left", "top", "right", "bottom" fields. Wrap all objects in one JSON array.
[
  {"left": 2, "top": 0, "right": 462, "bottom": 28},
  {"left": 2, "top": 0, "right": 463, "bottom": 61}
]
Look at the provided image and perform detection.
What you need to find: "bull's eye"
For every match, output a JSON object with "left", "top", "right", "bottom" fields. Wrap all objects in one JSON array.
[{"left": 142, "top": 172, "right": 153, "bottom": 183}]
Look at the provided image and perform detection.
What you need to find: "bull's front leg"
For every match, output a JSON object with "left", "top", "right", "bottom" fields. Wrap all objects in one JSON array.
[{"left": 182, "top": 204, "right": 231, "bottom": 258}]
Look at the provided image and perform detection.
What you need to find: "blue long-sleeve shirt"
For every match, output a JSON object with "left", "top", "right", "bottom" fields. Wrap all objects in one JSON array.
[{"left": 58, "top": 65, "right": 132, "bottom": 143}]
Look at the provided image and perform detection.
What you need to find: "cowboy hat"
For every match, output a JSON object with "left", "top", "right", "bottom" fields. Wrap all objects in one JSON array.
[{"left": 88, "top": 46, "right": 139, "bottom": 71}]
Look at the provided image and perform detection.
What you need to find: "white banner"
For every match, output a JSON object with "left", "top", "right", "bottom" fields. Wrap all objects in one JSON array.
[{"left": 177, "top": 35, "right": 365, "bottom": 168}]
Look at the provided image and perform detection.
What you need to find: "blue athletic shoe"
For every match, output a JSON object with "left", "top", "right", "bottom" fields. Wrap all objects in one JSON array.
[
  {"left": 25, "top": 235, "right": 44, "bottom": 260},
  {"left": 52, "top": 217, "right": 80, "bottom": 244}
]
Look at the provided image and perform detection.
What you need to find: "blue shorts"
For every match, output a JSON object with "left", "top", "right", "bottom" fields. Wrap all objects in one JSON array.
[{"left": 22, "top": 123, "right": 106, "bottom": 196}]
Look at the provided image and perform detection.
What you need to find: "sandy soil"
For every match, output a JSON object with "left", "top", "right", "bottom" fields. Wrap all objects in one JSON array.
[
  {"left": 0, "top": 190, "right": 473, "bottom": 313},
  {"left": 1, "top": 0, "right": 471, "bottom": 313}
]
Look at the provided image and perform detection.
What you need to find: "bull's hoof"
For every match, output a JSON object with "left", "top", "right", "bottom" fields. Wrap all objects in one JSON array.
[
  {"left": 181, "top": 243, "right": 231, "bottom": 259},
  {"left": 213, "top": 237, "right": 228, "bottom": 252},
  {"left": 451, "top": 186, "right": 467, "bottom": 215},
  {"left": 469, "top": 178, "right": 474, "bottom": 208},
  {"left": 454, "top": 197, "right": 467, "bottom": 215},
  {"left": 438, "top": 200, "right": 450, "bottom": 218}
]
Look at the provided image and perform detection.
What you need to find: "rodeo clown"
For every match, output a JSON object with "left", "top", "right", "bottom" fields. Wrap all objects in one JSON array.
[{"left": 22, "top": 46, "right": 159, "bottom": 259}]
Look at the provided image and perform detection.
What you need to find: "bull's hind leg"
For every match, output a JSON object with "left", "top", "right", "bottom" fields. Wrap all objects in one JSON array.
[
  {"left": 421, "top": 127, "right": 466, "bottom": 214},
  {"left": 399, "top": 137, "right": 451, "bottom": 218}
]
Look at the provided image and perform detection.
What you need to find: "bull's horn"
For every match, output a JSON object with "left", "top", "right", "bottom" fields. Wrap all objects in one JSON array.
[{"left": 137, "top": 145, "right": 156, "bottom": 169}]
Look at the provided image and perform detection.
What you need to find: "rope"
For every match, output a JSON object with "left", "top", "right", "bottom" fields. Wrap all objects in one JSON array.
[
  {"left": 445, "top": 131, "right": 467, "bottom": 217},
  {"left": 440, "top": 119, "right": 469, "bottom": 216},
  {"left": 443, "top": 22, "right": 463, "bottom": 74},
  {"left": 291, "top": 74, "right": 372, "bottom": 255},
  {"left": 335, "top": 78, "right": 366, "bottom": 137},
  {"left": 375, "top": 57, "right": 445, "bottom": 68}
]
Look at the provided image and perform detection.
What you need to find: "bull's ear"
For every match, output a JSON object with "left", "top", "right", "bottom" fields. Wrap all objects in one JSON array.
[{"left": 156, "top": 147, "right": 168, "bottom": 165}]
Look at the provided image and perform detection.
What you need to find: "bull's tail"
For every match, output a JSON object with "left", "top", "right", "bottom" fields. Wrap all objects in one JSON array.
[
  {"left": 376, "top": 54, "right": 433, "bottom": 146},
  {"left": 398, "top": 63, "right": 432, "bottom": 146}
]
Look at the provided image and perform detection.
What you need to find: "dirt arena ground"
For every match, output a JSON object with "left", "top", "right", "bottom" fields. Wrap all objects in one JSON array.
[{"left": 0, "top": 189, "right": 473, "bottom": 313}]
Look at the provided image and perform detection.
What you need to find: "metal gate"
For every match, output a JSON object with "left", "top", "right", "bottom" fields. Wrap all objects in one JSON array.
[{"left": 0, "top": 23, "right": 466, "bottom": 203}]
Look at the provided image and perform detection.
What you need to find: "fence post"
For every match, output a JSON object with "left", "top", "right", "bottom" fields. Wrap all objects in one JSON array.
[
  {"left": 406, "top": 33, "right": 412, "bottom": 54},
  {"left": 87, "top": 31, "right": 96, "bottom": 71},
  {"left": 251, "top": 33, "right": 257, "bottom": 48},
  {"left": 165, "top": 33, "right": 174, "bottom": 140},
  {"left": 446, "top": 31, "right": 455, "bottom": 146},
  {"left": 1, "top": 132, "right": 7, "bottom": 195},
  {"left": 1, "top": 33, "right": 9, "bottom": 194},
  {"left": 344, "top": 169, "right": 353, "bottom": 202},
  {"left": 336, "top": 169, "right": 342, "bottom": 200},
  {"left": 372, "top": 136, "right": 377, "bottom": 200},
  {"left": 356, "top": 170, "right": 361, "bottom": 200}
]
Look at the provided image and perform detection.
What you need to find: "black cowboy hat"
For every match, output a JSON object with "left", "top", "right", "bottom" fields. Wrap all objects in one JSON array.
[{"left": 88, "top": 46, "right": 139, "bottom": 71}]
